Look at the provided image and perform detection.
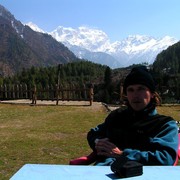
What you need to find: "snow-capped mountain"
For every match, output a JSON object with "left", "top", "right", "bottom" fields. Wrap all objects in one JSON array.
[
  {"left": 25, "top": 22, "right": 45, "bottom": 33},
  {"left": 28, "top": 24, "right": 179, "bottom": 68},
  {"left": 50, "top": 26, "right": 111, "bottom": 52},
  {"left": 107, "top": 35, "right": 178, "bottom": 66},
  {"left": 0, "top": 4, "right": 78, "bottom": 76}
]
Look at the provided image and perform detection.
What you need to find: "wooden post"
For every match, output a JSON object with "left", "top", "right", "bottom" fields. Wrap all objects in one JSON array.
[
  {"left": 120, "top": 82, "right": 123, "bottom": 104},
  {"left": 83, "top": 84, "right": 87, "bottom": 100},
  {"left": 32, "top": 85, "right": 37, "bottom": 104},
  {"left": 56, "top": 64, "right": 63, "bottom": 105},
  {"left": 20, "top": 84, "right": 23, "bottom": 98},
  {"left": 12, "top": 85, "right": 15, "bottom": 99},
  {"left": 89, "top": 84, "right": 94, "bottom": 106},
  {"left": 46, "top": 85, "right": 49, "bottom": 100},
  {"left": 50, "top": 84, "right": 54, "bottom": 101},
  {"left": 56, "top": 84, "right": 59, "bottom": 105},
  {"left": 67, "top": 85, "right": 70, "bottom": 101},
  {"left": 7, "top": 84, "right": 11, "bottom": 99},
  {"left": 24, "top": 84, "right": 28, "bottom": 99},
  {"left": 0, "top": 85, "right": 4, "bottom": 99},
  {"left": 71, "top": 83, "right": 75, "bottom": 100},
  {"left": 16, "top": 84, "right": 19, "bottom": 99},
  {"left": 4, "top": 84, "right": 7, "bottom": 99},
  {"left": 61, "top": 85, "right": 64, "bottom": 101},
  {"left": 0, "top": 85, "right": 2, "bottom": 99}
]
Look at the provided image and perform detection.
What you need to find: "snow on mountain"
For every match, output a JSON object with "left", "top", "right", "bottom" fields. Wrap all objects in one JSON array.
[
  {"left": 27, "top": 23, "right": 179, "bottom": 68},
  {"left": 111, "top": 35, "right": 176, "bottom": 54},
  {"left": 50, "top": 26, "right": 110, "bottom": 52},
  {"left": 25, "top": 22, "right": 45, "bottom": 33},
  {"left": 106, "top": 35, "right": 178, "bottom": 66}
]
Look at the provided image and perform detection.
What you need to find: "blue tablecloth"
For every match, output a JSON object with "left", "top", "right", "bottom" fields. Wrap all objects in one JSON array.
[{"left": 10, "top": 164, "right": 180, "bottom": 180}]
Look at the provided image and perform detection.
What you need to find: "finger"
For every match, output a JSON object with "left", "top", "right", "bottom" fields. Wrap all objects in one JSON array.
[
  {"left": 95, "top": 144, "right": 109, "bottom": 152},
  {"left": 95, "top": 143, "right": 113, "bottom": 154},
  {"left": 97, "top": 151, "right": 110, "bottom": 157}
]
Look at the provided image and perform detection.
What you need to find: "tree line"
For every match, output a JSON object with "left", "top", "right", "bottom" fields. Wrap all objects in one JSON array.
[
  {"left": 1, "top": 39, "right": 180, "bottom": 104},
  {"left": 1, "top": 61, "right": 106, "bottom": 87},
  {"left": 152, "top": 41, "right": 180, "bottom": 103}
]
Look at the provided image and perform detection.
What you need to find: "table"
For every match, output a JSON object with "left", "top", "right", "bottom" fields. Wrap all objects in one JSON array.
[{"left": 10, "top": 164, "right": 180, "bottom": 180}]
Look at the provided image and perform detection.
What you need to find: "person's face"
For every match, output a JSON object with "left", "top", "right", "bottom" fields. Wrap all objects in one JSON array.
[{"left": 126, "top": 84, "right": 153, "bottom": 111}]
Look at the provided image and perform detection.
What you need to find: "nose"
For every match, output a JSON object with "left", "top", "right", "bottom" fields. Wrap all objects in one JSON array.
[{"left": 132, "top": 90, "right": 139, "bottom": 97}]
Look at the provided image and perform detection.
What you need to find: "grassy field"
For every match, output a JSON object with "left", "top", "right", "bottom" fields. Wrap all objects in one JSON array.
[{"left": 0, "top": 103, "right": 179, "bottom": 179}]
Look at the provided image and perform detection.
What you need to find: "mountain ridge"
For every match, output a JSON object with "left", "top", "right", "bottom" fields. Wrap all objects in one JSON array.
[
  {"left": 0, "top": 4, "right": 78, "bottom": 76},
  {"left": 28, "top": 22, "right": 179, "bottom": 68}
]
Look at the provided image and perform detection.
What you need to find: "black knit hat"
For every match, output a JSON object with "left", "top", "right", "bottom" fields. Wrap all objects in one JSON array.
[{"left": 123, "top": 66, "right": 155, "bottom": 94}]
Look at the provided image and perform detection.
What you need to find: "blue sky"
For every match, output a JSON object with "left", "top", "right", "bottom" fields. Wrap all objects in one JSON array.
[{"left": 0, "top": 0, "right": 180, "bottom": 41}]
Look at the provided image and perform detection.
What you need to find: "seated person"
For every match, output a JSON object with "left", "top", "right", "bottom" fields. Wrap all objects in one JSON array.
[{"left": 87, "top": 66, "right": 179, "bottom": 165}]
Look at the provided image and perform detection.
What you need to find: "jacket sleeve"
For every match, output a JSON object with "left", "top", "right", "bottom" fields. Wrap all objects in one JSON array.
[
  {"left": 87, "top": 122, "right": 107, "bottom": 151},
  {"left": 87, "top": 112, "right": 114, "bottom": 151},
  {"left": 123, "top": 120, "right": 179, "bottom": 165}
]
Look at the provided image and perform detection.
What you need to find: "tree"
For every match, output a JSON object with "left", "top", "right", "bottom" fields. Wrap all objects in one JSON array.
[{"left": 104, "top": 66, "right": 112, "bottom": 87}]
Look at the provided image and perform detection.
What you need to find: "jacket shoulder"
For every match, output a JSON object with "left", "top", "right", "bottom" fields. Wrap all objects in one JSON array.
[{"left": 106, "top": 105, "right": 128, "bottom": 120}]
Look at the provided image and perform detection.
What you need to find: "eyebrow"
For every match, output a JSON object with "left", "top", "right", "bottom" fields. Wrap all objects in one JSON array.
[{"left": 127, "top": 85, "right": 147, "bottom": 90}]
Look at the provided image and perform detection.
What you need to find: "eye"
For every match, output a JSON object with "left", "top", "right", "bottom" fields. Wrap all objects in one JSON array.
[
  {"left": 137, "top": 86, "right": 149, "bottom": 92},
  {"left": 138, "top": 86, "right": 146, "bottom": 91}
]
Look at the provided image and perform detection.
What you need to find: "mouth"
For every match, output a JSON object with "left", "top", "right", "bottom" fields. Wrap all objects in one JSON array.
[
  {"left": 132, "top": 100, "right": 141, "bottom": 103},
  {"left": 131, "top": 101, "right": 142, "bottom": 105}
]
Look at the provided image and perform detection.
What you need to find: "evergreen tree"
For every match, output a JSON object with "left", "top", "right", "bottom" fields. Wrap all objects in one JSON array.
[{"left": 104, "top": 67, "right": 112, "bottom": 87}]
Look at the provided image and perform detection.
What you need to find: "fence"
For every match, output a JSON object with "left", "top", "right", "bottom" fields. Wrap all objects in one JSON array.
[{"left": 0, "top": 84, "right": 94, "bottom": 106}]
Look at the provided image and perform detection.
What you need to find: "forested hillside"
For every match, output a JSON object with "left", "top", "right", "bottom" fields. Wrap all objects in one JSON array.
[
  {"left": 0, "top": 5, "right": 78, "bottom": 76},
  {"left": 2, "top": 60, "right": 107, "bottom": 87},
  {"left": 153, "top": 41, "right": 180, "bottom": 103},
  {"left": 1, "top": 40, "right": 180, "bottom": 104},
  {"left": 1, "top": 60, "right": 121, "bottom": 103},
  {"left": 153, "top": 41, "right": 180, "bottom": 74}
]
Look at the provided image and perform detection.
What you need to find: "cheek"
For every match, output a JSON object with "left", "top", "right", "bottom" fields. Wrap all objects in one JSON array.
[
  {"left": 144, "top": 92, "right": 153, "bottom": 101},
  {"left": 127, "top": 93, "right": 133, "bottom": 100}
]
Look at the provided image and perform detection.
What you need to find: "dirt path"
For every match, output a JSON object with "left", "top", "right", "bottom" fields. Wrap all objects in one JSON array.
[{"left": 0, "top": 99, "right": 120, "bottom": 111}]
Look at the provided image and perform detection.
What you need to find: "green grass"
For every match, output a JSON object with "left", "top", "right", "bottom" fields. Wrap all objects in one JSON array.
[
  {"left": 0, "top": 104, "right": 179, "bottom": 179},
  {"left": 0, "top": 103, "right": 106, "bottom": 179}
]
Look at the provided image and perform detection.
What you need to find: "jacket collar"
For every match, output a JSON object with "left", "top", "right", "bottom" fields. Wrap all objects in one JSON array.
[{"left": 127, "top": 101, "right": 157, "bottom": 117}]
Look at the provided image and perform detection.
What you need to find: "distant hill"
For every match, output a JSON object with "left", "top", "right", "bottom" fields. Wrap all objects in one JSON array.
[
  {"left": 0, "top": 5, "right": 78, "bottom": 77},
  {"left": 152, "top": 41, "right": 180, "bottom": 102},
  {"left": 153, "top": 41, "right": 180, "bottom": 74}
]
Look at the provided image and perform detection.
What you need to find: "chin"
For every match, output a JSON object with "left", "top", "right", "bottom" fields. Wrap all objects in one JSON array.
[{"left": 131, "top": 105, "right": 144, "bottom": 111}]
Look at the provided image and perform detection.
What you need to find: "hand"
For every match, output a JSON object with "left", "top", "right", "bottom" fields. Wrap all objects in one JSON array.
[{"left": 95, "top": 138, "right": 123, "bottom": 158}]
